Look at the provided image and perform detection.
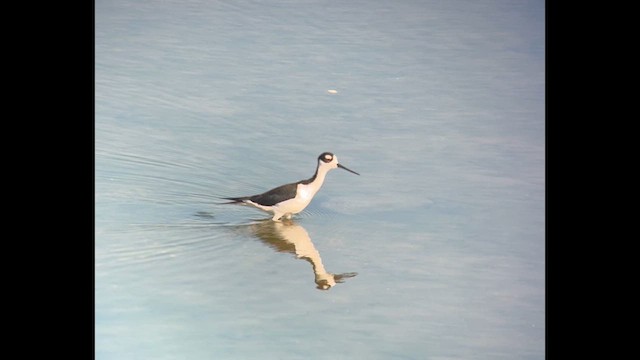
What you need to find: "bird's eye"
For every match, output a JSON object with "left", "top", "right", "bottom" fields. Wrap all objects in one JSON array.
[{"left": 324, "top": 154, "right": 332, "bottom": 161}]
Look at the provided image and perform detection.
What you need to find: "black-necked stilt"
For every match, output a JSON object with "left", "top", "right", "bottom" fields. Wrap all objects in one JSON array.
[{"left": 222, "top": 152, "right": 359, "bottom": 221}]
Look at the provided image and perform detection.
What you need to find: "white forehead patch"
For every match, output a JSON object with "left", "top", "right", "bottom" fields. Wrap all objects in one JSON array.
[{"left": 324, "top": 154, "right": 333, "bottom": 161}]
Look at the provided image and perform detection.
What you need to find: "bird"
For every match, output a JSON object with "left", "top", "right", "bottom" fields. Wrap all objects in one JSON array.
[{"left": 222, "top": 152, "right": 359, "bottom": 221}]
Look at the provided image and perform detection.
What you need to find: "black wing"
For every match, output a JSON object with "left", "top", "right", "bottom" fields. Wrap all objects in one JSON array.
[{"left": 247, "top": 182, "right": 299, "bottom": 206}]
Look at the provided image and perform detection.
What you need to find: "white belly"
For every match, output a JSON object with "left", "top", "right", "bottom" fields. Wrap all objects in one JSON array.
[{"left": 272, "top": 183, "right": 315, "bottom": 215}]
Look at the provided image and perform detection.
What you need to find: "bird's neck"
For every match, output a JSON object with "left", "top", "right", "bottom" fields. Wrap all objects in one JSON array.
[{"left": 302, "top": 164, "right": 329, "bottom": 192}]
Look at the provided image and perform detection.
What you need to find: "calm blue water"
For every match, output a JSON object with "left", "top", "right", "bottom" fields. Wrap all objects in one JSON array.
[{"left": 96, "top": 0, "right": 544, "bottom": 359}]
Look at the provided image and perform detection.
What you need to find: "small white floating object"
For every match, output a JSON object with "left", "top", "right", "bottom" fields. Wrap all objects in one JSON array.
[{"left": 327, "top": 89, "right": 338, "bottom": 94}]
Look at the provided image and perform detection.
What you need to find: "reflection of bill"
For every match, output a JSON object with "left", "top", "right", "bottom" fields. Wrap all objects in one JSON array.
[{"left": 249, "top": 220, "right": 358, "bottom": 290}]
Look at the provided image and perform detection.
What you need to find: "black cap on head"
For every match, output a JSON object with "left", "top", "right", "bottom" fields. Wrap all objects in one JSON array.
[{"left": 318, "top": 152, "right": 334, "bottom": 163}]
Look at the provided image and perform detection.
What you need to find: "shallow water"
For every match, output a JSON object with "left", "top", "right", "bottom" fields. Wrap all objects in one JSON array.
[{"left": 96, "top": 1, "right": 545, "bottom": 359}]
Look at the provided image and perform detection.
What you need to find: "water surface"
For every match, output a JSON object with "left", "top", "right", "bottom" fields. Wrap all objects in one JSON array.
[{"left": 96, "top": 1, "right": 545, "bottom": 359}]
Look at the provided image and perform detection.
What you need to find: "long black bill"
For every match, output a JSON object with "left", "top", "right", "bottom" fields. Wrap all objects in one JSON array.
[{"left": 337, "top": 163, "right": 360, "bottom": 175}]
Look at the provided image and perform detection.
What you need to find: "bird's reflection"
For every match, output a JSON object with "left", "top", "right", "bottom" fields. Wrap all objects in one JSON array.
[{"left": 244, "top": 219, "right": 357, "bottom": 290}]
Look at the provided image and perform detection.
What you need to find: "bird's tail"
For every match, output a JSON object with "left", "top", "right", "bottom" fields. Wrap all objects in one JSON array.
[{"left": 218, "top": 196, "right": 249, "bottom": 205}]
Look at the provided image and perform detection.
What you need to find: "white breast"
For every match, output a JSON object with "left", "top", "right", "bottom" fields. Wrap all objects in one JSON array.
[
  {"left": 272, "top": 183, "right": 316, "bottom": 216},
  {"left": 296, "top": 184, "right": 314, "bottom": 203}
]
